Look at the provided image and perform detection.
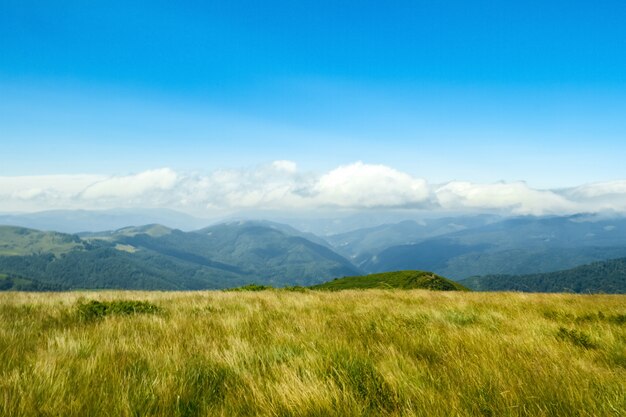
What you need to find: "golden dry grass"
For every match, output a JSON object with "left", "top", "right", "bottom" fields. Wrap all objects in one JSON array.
[{"left": 0, "top": 290, "right": 624, "bottom": 416}]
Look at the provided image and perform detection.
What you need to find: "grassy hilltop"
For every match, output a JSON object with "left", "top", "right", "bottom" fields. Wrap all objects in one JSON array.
[
  {"left": 1, "top": 290, "right": 624, "bottom": 417},
  {"left": 311, "top": 270, "right": 469, "bottom": 291}
]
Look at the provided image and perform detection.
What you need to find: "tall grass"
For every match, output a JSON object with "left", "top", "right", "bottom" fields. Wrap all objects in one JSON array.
[{"left": 0, "top": 290, "right": 624, "bottom": 416}]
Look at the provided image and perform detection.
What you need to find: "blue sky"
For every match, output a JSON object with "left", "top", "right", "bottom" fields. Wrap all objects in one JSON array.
[{"left": 2, "top": 1, "right": 626, "bottom": 192}]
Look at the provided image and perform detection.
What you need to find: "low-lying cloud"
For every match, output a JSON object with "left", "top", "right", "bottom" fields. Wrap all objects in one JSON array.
[
  {"left": 1, "top": 161, "right": 626, "bottom": 215},
  {"left": 435, "top": 181, "right": 576, "bottom": 216}
]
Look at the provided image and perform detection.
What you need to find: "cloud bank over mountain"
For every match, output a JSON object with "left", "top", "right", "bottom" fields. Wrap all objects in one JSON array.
[{"left": 1, "top": 162, "right": 626, "bottom": 216}]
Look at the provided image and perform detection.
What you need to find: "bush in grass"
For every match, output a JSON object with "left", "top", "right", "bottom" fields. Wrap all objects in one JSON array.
[
  {"left": 224, "top": 284, "right": 272, "bottom": 292},
  {"left": 282, "top": 285, "right": 308, "bottom": 292},
  {"left": 76, "top": 300, "right": 161, "bottom": 321}
]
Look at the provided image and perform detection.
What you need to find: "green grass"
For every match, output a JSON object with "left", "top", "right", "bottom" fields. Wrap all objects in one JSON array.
[
  {"left": 0, "top": 290, "right": 624, "bottom": 416},
  {"left": 311, "top": 270, "right": 469, "bottom": 291}
]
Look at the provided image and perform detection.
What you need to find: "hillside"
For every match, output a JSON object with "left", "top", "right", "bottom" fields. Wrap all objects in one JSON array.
[
  {"left": 0, "top": 273, "right": 66, "bottom": 291},
  {"left": 460, "top": 258, "right": 626, "bottom": 293},
  {"left": 115, "top": 221, "right": 360, "bottom": 284},
  {"left": 0, "top": 226, "right": 88, "bottom": 256},
  {"left": 311, "top": 270, "right": 468, "bottom": 291},
  {"left": 0, "top": 243, "right": 245, "bottom": 290},
  {"left": 0, "top": 223, "right": 360, "bottom": 290},
  {"left": 362, "top": 215, "right": 626, "bottom": 279},
  {"left": 219, "top": 220, "right": 333, "bottom": 249}
]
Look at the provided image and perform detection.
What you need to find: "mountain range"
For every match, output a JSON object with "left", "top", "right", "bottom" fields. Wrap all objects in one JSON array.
[
  {"left": 1, "top": 211, "right": 625, "bottom": 292},
  {"left": 0, "top": 222, "right": 359, "bottom": 290},
  {"left": 357, "top": 214, "right": 626, "bottom": 279},
  {"left": 0, "top": 208, "right": 211, "bottom": 233}
]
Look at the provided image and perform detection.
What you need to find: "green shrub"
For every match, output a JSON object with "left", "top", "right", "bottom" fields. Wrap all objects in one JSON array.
[
  {"left": 76, "top": 300, "right": 161, "bottom": 321},
  {"left": 224, "top": 284, "right": 272, "bottom": 292}
]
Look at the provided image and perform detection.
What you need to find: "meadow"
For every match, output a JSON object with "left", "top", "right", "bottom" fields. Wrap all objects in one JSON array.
[{"left": 0, "top": 290, "right": 624, "bottom": 416}]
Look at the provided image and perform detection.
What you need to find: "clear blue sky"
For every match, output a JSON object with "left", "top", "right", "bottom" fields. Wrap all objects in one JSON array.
[{"left": 2, "top": 1, "right": 626, "bottom": 187}]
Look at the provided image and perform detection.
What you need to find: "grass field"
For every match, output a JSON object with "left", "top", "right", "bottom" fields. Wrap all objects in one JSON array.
[{"left": 0, "top": 290, "right": 624, "bottom": 416}]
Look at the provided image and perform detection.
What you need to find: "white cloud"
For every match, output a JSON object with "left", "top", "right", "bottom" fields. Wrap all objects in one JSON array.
[
  {"left": 1, "top": 162, "right": 626, "bottom": 215},
  {"left": 80, "top": 168, "right": 179, "bottom": 200},
  {"left": 566, "top": 180, "right": 626, "bottom": 198},
  {"left": 560, "top": 180, "right": 626, "bottom": 213},
  {"left": 0, "top": 175, "right": 103, "bottom": 197},
  {"left": 435, "top": 181, "right": 576, "bottom": 215},
  {"left": 270, "top": 160, "right": 298, "bottom": 174},
  {"left": 176, "top": 162, "right": 310, "bottom": 210},
  {"left": 312, "top": 162, "right": 430, "bottom": 208},
  {"left": 0, "top": 174, "right": 104, "bottom": 211}
]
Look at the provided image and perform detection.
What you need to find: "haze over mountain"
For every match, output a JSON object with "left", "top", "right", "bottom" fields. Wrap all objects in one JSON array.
[
  {"left": 0, "top": 209, "right": 212, "bottom": 233},
  {"left": 326, "top": 215, "right": 500, "bottom": 265},
  {"left": 0, "top": 208, "right": 494, "bottom": 237}
]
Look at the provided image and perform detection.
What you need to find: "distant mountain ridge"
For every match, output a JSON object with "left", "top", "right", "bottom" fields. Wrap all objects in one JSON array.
[
  {"left": 459, "top": 258, "right": 626, "bottom": 293},
  {"left": 0, "top": 209, "right": 211, "bottom": 233},
  {"left": 0, "top": 222, "right": 360, "bottom": 290},
  {"left": 2, "top": 214, "right": 626, "bottom": 293},
  {"left": 326, "top": 215, "right": 499, "bottom": 264},
  {"left": 360, "top": 215, "right": 626, "bottom": 279}
]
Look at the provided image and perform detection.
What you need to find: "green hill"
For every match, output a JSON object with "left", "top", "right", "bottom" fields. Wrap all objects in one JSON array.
[
  {"left": 459, "top": 258, "right": 626, "bottom": 293},
  {"left": 311, "top": 270, "right": 469, "bottom": 291},
  {"left": 100, "top": 223, "right": 174, "bottom": 238},
  {"left": 0, "top": 272, "right": 66, "bottom": 291},
  {"left": 0, "top": 223, "right": 360, "bottom": 290},
  {"left": 0, "top": 226, "right": 87, "bottom": 256}
]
